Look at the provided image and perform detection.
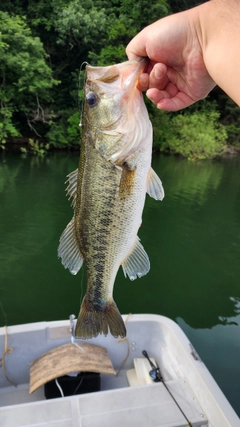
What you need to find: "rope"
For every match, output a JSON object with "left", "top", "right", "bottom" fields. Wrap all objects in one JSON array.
[
  {"left": 1, "top": 326, "right": 16, "bottom": 387},
  {"left": 116, "top": 313, "right": 132, "bottom": 376}
]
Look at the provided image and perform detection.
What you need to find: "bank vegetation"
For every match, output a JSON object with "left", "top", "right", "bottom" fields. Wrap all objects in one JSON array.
[{"left": 0, "top": 0, "right": 239, "bottom": 160}]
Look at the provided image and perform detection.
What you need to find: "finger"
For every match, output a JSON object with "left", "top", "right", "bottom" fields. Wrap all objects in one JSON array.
[
  {"left": 137, "top": 73, "right": 149, "bottom": 91},
  {"left": 137, "top": 63, "right": 169, "bottom": 93},
  {"left": 157, "top": 92, "right": 196, "bottom": 112},
  {"left": 146, "top": 83, "right": 178, "bottom": 104},
  {"left": 147, "top": 83, "right": 178, "bottom": 102},
  {"left": 126, "top": 31, "right": 148, "bottom": 60},
  {"left": 126, "top": 47, "right": 144, "bottom": 61},
  {"left": 148, "top": 63, "right": 168, "bottom": 90},
  {"left": 146, "top": 86, "right": 195, "bottom": 111}
]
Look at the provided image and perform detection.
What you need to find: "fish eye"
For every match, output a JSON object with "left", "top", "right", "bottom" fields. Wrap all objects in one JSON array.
[{"left": 86, "top": 92, "right": 98, "bottom": 107}]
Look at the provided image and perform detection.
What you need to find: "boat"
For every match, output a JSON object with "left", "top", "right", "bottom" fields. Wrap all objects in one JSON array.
[{"left": 0, "top": 313, "right": 239, "bottom": 426}]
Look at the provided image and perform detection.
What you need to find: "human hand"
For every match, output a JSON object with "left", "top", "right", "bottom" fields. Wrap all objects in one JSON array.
[{"left": 126, "top": 7, "right": 216, "bottom": 112}]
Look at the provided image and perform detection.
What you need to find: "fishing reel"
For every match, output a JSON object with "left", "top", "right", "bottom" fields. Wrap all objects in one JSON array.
[{"left": 142, "top": 350, "right": 162, "bottom": 382}]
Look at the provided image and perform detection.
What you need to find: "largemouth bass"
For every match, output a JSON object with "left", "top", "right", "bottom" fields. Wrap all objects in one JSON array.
[{"left": 58, "top": 59, "right": 164, "bottom": 339}]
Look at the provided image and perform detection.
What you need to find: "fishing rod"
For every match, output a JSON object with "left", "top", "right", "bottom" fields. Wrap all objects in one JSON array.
[{"left": 142, "top": 350, "right": 193, "bottom": 427}]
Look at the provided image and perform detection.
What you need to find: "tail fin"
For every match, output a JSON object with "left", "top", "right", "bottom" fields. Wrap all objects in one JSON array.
[{"left": 75, "top": 297, "right": 126, "bottom": 339}]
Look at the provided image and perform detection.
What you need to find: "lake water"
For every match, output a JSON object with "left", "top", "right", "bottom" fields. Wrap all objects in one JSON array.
[{"left": 0, "top": 150, "right": 240, "bottom": 416}]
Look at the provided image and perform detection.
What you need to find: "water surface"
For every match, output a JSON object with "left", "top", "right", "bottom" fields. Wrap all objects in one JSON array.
[{"left": 0, "top": 151, "right": 240, "bottom": 415}]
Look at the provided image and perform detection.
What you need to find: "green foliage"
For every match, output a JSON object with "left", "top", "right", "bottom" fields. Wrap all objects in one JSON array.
[
  {"left": 20, "top": 139, "right": 50, "bottom": 156},
  {"left": 120, "top": 0, "right": 169, "bottom": 29},
  {"left": 225, "top": 124, "right": 240, "bottom": 147},
  {"left": 0, "top": 108, "right": 20, "bottom": 148},
  {"left": 90, "top": 0, "right": 169, "bottom": 65},
  {"left": 159, "top": 109, "right": 227, "bottom": 160},
  {"left": 0, "top": 0, "right": 238, "bottom": 155},
  {"left": 54, "top": 1, "right": 107, "bottom": 46},
  {"left": 168, "top": 0, "right": 207, "bottom": 13},
  {"left": 0, "top": 12, "right": 58, "bottom": 95},
  {"left": 67, "top": 112, "right": 81, "bottom": 144},
  {"left": 0, "top": 11, "right": 59, "bottom": 143},
  {"left": 46, "top": 123, "right": 68, "bottom": 148},
  {"left": 89, "top": 46, "right": 126, "bottom": 66},
  {"left": 45, "top": 110, "right": 81, "bottom": 147},
  {"left": 218, "top": 96, "right": 240, "bottom": 146}
]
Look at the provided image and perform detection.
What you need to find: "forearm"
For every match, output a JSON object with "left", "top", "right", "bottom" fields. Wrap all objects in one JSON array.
[{"left": 195, "top": 0, "right": 240, "bottom": 105}]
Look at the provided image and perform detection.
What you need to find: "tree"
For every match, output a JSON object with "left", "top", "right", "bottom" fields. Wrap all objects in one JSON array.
[
  {"left": 89, "top": 0, "right": 169, "bottom": 65},
  {"left": 0, "top": 0, "right": 237, "bottom": 155},
  {"left": 168, "top": 0, "right": 208, "bottom": 13},
  {"left": 0, "top": 11, "right": 58, "bottom": 144},
  {"left": 159, "top": 108, "right": 227, "bottom": 160}
]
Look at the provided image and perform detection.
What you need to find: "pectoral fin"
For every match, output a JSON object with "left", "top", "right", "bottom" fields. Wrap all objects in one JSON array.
[
  {"left": 58, "top": 217, "right": 84, "bottom": 275},
  {"left": 122, "top": 237, "right": 150, "bottom": 280},
  {"left": 147, "top": 168, "right": 164, "bottom": 200}
]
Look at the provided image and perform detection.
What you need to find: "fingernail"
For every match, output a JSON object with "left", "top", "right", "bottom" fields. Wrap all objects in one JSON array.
[{"left": 154, "top": 66, "right": 164, "bottom": 79}]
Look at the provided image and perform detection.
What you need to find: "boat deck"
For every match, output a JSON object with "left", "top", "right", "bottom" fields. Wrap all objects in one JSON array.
[{"left": 0, "top": 376, "right": 208, "bottom": 427}]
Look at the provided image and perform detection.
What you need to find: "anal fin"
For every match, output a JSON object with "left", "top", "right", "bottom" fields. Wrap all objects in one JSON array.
[
  {"left": 58, "top": 217, "right": 84, "bottom": 275},
  {"left": 122, "top": 237, "right": 150, "bottom": 280}
]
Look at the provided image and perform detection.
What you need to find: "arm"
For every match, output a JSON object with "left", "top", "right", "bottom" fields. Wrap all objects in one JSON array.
[
  {"left": 126, "top": 0, "right": 240, "bottom": 111},
  {"left": 200, "top": 0, "right": 240, "bottom": 106}
]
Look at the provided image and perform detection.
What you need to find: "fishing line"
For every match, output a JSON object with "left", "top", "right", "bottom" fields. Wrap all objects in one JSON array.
[
  {"left": 78, "top": 61, "right": 89, "bottom": 128},
  {"left": 79, "top": 265, "right": 85, "bottom": 306}
]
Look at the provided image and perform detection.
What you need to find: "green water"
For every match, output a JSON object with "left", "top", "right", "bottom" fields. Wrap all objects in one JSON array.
[{"left": 0, "top": 151, "right": 240, "bottom": 415}]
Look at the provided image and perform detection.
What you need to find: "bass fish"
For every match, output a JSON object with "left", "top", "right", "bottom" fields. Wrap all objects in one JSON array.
[{"left": 58, "top": 59, "right": 164, "bottom": 339}]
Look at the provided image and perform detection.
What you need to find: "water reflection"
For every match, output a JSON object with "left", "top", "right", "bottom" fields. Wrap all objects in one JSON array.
[
  {"left": 218, "top": 296, "right": 240, "bottom": 326},
  {"left": 152, "top": 155, "right": 225, "bottom": 205},
  {"left": 177, "top": 297, "right": 240, "bottom": 415},
  {"left": 0, "top": 157, "right": 22, "bottom": 194}
]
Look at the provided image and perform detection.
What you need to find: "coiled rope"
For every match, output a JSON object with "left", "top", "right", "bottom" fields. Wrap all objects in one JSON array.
[{"left": 1, "top": 326, "right": 16, "bottom": 387}]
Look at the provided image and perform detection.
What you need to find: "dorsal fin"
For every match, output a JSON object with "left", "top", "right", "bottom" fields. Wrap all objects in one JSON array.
[
  {"left": 147, "top": 168, "right": 164, "bottom": 201},
  {"left": 58, "top": 217, "right": 84, "bottom": 275},
  {"left": 122, "top": 237, "right": 150, "bottom": 280},
  {"left": 66, "top": 168, "right": 78, "bottom": 208}
]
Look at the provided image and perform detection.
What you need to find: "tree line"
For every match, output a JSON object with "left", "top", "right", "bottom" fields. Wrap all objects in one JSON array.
[{"left": 0, "top": 0, "right": 239, "bottom": 159}]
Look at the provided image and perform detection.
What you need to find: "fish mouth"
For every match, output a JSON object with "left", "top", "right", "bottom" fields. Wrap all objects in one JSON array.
[
  {"left": 86, "top": 58, "right": 147, "bottom": 89},
  {"left": 116, "top": 57, "right": 148, "bottom": 76},
  {"left": 118, "top": 57, "right": 147, "bottom": 89}
]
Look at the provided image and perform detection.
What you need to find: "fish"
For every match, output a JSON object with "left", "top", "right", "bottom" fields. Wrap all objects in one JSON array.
[{"left": 58, "top": 58, "right": 164, "bottom": 339}]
